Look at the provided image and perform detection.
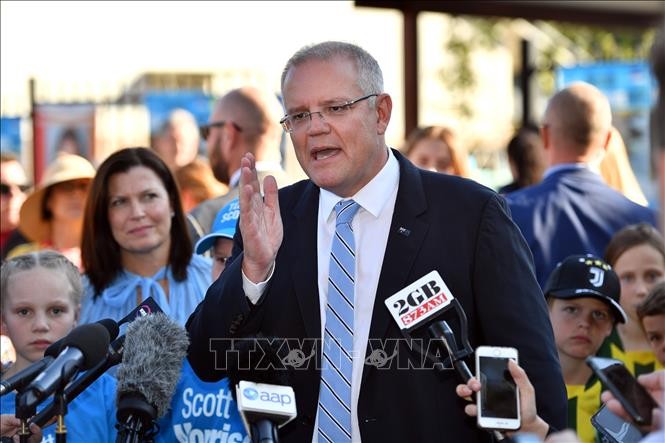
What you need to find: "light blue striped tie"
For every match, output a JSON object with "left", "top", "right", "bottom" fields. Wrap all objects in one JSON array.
[{"left": 319, "top": 199, "right": 360, "bottom": 443}]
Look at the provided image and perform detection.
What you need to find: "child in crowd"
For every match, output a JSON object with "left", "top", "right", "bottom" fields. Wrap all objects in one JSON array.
[
  {"left": 156, "top": 199, "right": 247, "bottom": 442},
  {"left": 194, "top": 198, "right": 239, "bottom": 281},
  {"left": 544, "top": 254, "right": 627, "bottom": 443},
  {"left": 600, "top": 223, "right": 665, "bottom": 375},
  {"left": 637, "top": 281, "right": 665, "bottom": 366},
  {"left": 0, "top": 251, "right": 116, "bottom": 442}
]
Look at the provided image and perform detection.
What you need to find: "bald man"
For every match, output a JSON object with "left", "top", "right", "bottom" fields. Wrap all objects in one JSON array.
[
  {"left": 189, "top": 87, "right": 292, "bottom": 241},
  {"left": 153, "top": 108, "right": 201, "bottom": 170},
  {"left": 507, "top": 82, "right": 658, "bottom": 288}
]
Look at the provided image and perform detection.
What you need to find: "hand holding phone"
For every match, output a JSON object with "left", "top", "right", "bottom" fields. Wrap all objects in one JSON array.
[
  {"left": 475, "top": 346, "right": 521, "bottom": 430},
  {"left": 586, "top": 357, "right": 659, "bottom": 426}
]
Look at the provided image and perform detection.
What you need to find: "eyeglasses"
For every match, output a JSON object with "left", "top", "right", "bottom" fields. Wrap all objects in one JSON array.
[
  {"left": 280, "top": 93, "right": 379, "bottom": 133},
  {"left": 199, "top": 121, "right": 243, "bottom": 140},
  {"left": 0, "top": 183, "right": 31, "bottom": 196}
]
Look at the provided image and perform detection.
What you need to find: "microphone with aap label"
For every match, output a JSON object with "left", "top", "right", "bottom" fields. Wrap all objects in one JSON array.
[{"left": 227, "top": 336, "right": 297, "bottom": 443}]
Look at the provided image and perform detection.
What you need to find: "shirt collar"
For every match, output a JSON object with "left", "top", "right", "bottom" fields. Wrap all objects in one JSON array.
[
  {"left": 543, "top": 162, "right": 597, "bottom": 180},
  {"left": 320, "top": 148, "right": 399, "bottom": 222}
]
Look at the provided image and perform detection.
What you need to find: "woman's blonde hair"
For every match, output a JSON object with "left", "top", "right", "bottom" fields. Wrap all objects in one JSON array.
[{"left": 0, "top": 250, "right": 83, "bottom": 307}]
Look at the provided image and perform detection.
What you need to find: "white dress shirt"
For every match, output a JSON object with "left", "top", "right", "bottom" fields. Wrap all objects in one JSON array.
[{"left": 244, "top": 149, "right": 400, "bottom": 442}]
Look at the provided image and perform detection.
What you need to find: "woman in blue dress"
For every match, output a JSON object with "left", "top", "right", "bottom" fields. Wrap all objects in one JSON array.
[{"left": 79, "top": 147, "right": 211, "bottom": 326}]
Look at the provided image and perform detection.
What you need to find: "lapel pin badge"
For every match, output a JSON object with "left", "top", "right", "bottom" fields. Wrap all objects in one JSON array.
[{"left": 398, "top": 227, "right": 411, "bottom": 236}]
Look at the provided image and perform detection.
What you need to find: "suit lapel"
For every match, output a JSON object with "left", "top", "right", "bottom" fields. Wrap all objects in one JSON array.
[
  {"left": 290, "top": 182, "right": 322, "bottom": 339},
  {"left": 362, "top": 151, "right": 429, "bottom": 384}
]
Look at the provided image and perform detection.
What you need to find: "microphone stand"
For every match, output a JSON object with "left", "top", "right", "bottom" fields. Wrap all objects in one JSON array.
[
  {"left": 115, "top": 393, "right": 158, "bottom": 443},
  {"left": 31, "top": 337, "right": 124, "bottom": 428},
  {"left": 250, "top": 419, "right": 279, "bottom": 443},
  {"left": 54, "top": 388, "right": 68, "bottom": 443},
  {"left": 15, "top": 383, "right": 38, "bottom": 443}
]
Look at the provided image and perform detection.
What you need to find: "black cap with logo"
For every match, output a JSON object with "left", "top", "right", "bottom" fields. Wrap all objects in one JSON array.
[{"left": 544, "top": 254, "right": 627, "bottom": 324}]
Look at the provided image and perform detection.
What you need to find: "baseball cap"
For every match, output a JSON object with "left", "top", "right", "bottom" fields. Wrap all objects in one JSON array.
[
  {"left": 544, "top": 254, "right": 627, "bottom": 324},
  {"left": 194, "top": 198, "right": 239, "bottom": 254}
]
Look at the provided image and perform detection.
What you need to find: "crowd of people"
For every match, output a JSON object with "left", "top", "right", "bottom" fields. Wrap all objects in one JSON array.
[{"left": 0, "top": 38, "right": 663, "bottom": 443}]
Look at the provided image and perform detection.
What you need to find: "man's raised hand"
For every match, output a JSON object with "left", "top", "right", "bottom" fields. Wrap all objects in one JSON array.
[{"left": 239, "top": 153, "right": 283, "bottom": 283}]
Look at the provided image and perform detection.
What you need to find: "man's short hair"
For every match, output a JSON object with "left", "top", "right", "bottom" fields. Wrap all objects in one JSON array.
[{"left": 281, "top": 41, "right": 384, "bottom": 97}]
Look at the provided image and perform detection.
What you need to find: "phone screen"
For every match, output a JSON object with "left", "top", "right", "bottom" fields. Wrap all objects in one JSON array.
[
  {"left": 601, "top": 362, "right": 657, "bottom": 425},
  {"left": 479, "top": 356, "right": 518, "bottom": 419}
]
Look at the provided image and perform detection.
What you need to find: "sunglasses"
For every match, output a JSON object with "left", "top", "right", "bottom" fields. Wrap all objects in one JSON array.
[
  {"left": 0, "top": 183, "right": 31, "bottom": 196},
  {"left": 199, "top": 121, "right": 242, "bottom": 140}
]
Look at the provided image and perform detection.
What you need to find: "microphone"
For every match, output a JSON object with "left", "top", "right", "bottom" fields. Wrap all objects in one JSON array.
[
  {"left": 226, "top": 336, "right": 297, "bottom": 443},
  {"left": 384, "top": 270, "right": 474, "bottom": 371},
  {"left": 429, "top": 321, "right": 473, "bottom": 382},
  {"left": 0, "top": 323, "right": 88, "bottom": 396},
  {"left": 29, "top": 324, "right": 124, "bottom": 428},
  {"left": 0, "top": 356, "right": 54, "bottom": 396},
  {"left": 384, "top": 271, "right": 506, "bottom": 441},
  {"left": 15, "top": 323, "right": 111, "bottom": 418},
  {"left": 115, "top": 313, "right": 188, "bottom": 443}
]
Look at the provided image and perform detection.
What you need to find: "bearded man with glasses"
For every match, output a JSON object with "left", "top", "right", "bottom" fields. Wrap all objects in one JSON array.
[
  {"left": 187, "top": 86, "right": 292, "bottom": 243},
  {"left": 188, "top": 41, "right": 567, "bottom": 442}
]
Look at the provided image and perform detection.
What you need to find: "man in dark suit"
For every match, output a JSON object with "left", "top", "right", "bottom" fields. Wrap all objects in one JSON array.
[
  {"left": 506, "top": 82, "right": 657, "bottom": 288},
  {"left": 188, "top": 86, "right": 292, "bottom": 242},
  {"left": 187, "top": 41, "right": 566, "bottom": 442}
]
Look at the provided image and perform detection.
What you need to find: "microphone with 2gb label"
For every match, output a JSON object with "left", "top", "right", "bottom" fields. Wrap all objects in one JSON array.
[
  {"left": 115, "top": 313, "right": 188, "bottom": 443},
  {"left": 384, "top": 270, "right": 506, "bottom": 440},
  {"left": 226, "top": 336, "right": 297, "bottom": 443}
]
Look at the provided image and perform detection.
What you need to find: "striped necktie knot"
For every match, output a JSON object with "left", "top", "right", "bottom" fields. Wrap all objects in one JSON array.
[{"left": 335, "top": 199, "right": 360, "bottom": 226}]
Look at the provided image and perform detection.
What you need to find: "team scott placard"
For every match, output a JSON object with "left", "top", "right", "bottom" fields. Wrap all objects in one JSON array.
[{"left": 384, "top": 270, "right": 454, "bottom": 330}]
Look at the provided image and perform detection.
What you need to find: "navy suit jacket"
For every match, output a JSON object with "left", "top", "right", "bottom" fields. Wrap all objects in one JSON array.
[
  {"left": 187, "top": 150, "right": 567, "bottom": 442},
  {"left": 506, "top": 167, "right": 657, "bottom": 288}
]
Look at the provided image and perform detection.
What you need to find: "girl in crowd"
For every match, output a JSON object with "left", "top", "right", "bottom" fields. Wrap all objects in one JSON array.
[
  {"left": 403, "top": 125, "right": 470, "bottom": 177},
  {"left": 79, "top": 147, "right": 211, "bottom": 326},
  {"left": 600, "top": 223, "right": 665, "bottom": 375},
  {"left": 0, "top": 250, "right": 116, "bottom": 442},
  {"left": 6, "top": 153, "right": 95, "bottom": 269}
]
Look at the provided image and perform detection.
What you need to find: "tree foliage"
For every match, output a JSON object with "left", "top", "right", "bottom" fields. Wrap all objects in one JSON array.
[{"left": 440, "top": 16, "right": 658, "bottom": 120}]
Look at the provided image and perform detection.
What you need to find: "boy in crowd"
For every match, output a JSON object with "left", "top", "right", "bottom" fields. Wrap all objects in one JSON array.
[
  {"left": 637, "top": 282, "right": 665, "bottom": 366},
  {"left": 544, "top": 254, "right": 627, "bottom": 443},
  {"left": 194, "top": 198, "right": 239, "bottom": 281}
]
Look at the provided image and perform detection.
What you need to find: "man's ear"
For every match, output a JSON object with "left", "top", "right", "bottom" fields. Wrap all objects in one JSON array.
[
  {"left": 600, "top": 129, "right": 612, "bottom": 153},
  {"left": 541, "top": 124, "right": 550, "bottom": 150},
  {"left": 375, "top": 94, "right": 392, "bottom": 136}
]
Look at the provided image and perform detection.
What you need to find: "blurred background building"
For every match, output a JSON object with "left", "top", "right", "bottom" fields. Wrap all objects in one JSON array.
[{"left": 1, "top": 1, "right": 663, "bottom": 206}]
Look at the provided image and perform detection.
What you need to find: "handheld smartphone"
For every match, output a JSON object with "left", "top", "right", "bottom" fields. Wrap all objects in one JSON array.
[
  {"left": 586, "top": 356, "right": 659, "bottom": 426},
  {"left": 590, "top": 404, "right": 645, "bottom": 442},
  {"left": 475, "top": 346, "right": 520, "bottom": 430}
]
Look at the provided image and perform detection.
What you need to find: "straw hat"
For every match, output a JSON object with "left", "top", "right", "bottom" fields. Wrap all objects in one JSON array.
[{"left": 19, "top": 153, "right": 96, "bottom": 243}]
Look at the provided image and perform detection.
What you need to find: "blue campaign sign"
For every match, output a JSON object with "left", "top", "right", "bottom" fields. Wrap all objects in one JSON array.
[
  {"left": 556, "top": 62, "right": 656, "bottom": 112},
  {"left": 0, "top": 117, "right": 22, "bottom": 156}
]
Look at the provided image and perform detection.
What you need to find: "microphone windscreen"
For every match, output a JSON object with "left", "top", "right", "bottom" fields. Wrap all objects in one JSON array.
[
  {"left": 116, "top": 313, "right": 189, "bottom": 417},
  {"left": 61, "top": 323, "right": 111, "bottom": 370},
  {"left": 44, "top": 337, "right": 65, "bottom": 358},
  {"left": 97, "top": 318, "right": 120, "bottom": 341}
]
